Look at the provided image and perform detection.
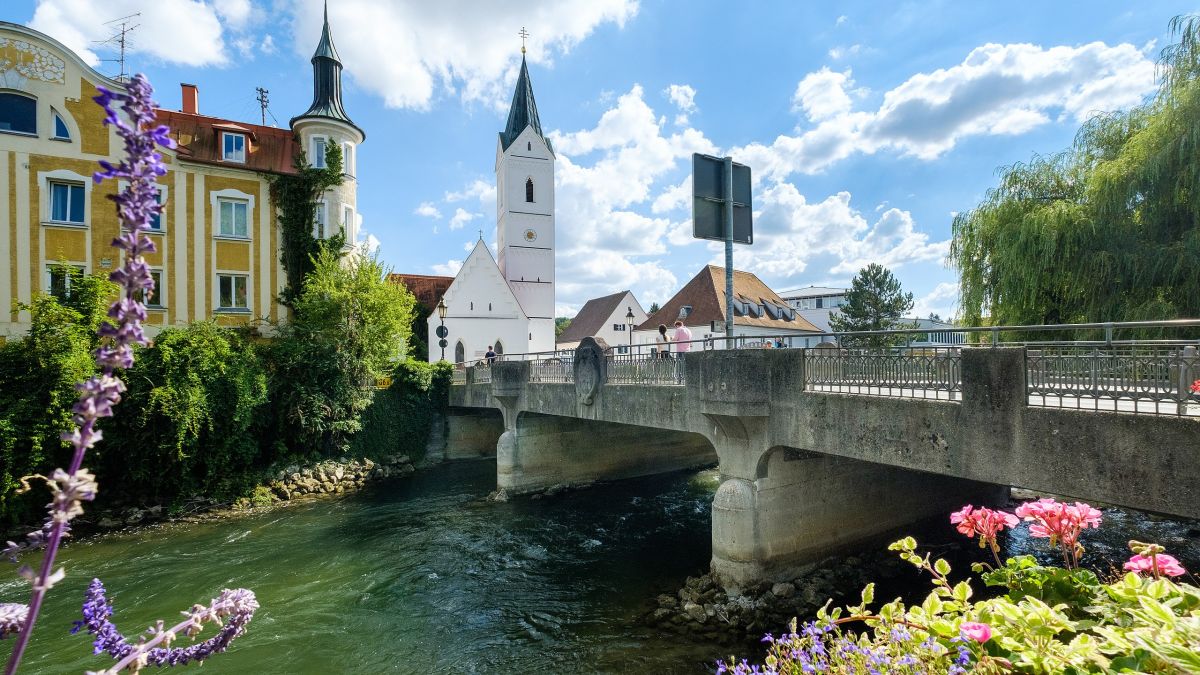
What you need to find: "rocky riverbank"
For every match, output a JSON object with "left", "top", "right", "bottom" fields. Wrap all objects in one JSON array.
[
  {"left": 81, "top": 453, "right": 418, "bottom": 531},
  {"left": 645, "top": 550, "right": 908, "bottom": 643}
]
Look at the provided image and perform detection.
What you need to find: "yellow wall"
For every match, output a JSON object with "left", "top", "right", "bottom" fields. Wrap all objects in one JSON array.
[{"left": 0, "top": 28, "right": 285, "bottom": 338}]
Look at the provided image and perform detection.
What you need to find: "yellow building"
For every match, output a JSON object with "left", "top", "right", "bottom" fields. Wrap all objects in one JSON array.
[{"left": 0, "top": 11, "right": 362, "bottom": 339}]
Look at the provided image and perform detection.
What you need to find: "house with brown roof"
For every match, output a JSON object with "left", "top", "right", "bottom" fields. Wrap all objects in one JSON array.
[
  {"left": 634, "top": 265, "right": 822, "bottom": 350},
  {"left": 556, "top": 290, "right": 648, "bottom": 352}
]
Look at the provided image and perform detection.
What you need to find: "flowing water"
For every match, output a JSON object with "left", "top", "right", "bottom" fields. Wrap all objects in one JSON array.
[{"left": 4, "top": 459, "right": 1198, "bottom": 674}]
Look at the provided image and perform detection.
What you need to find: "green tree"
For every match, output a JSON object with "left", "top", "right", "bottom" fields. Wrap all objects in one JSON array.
[
  {"left": 951, "top": 16, "right": 1200, "bottom": 329},
  {"left": 554, "top": 317, "right": 572, "bottom": 337},
  {"left": 648, "top": 302, "right": 661, "bottom": 314},
  {"left": 829, "top": 263, "right": 914, "bottom": 347},
  {"left": 267, "top": 248, "right": 417, "bottom": 455},
  {"left": 270, "top": 145, "right": 345, "bottom": 306}
]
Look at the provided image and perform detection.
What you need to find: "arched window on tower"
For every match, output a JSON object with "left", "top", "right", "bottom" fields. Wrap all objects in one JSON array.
[
  {"left": 525, "top": 177, "right": 534, "bottom": 203},
  {"left": 454, "top": 341, "right": 465, "bottom": 364},
  {"left": 494, "top": 341, "right": 504, "bottom": 356}
]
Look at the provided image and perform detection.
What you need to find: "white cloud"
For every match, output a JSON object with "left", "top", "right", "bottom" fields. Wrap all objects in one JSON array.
[
  {"left": 260, "top": 34, "right": 276, "bottom": 55},
  {"left": 912, "top": 282, "right": 960, "bottom": 321},
  {"left": 664, "top": 83, "right": 697, "bottom": 125},
  {"left": 415, "top": 202, "right": 443, "bottom": 219},
  {"left": 737, "top": 40, "right": 1156, "bottom": 180},
  {"left": 836, "top": 14, "right": 848, "bottom": 25},
  {"left": 445, "top": 179, "right": 495, "bottom": 205},
  {"left": 294, "top": 0, "right": 638, "bottom": 110},
  {"left": 448, "top": 207, "right": 479, "bottom": 230},
  {"left": 828, "top": 44, "right": 862, "bottom": 60},
  {"left": 650, "top": 178, "right": 689, "bottom": 214},
  {"left": 213, "top": 0, "right": 252, "bottom": 29},
  {"left": 432, "top": 259, "right": 463, "bottom": 276},
  {"left": 735, "top": 184, "right": 947, "bottom": 288},
  {"left": 29, "top": 0, "right": 229, "bottom": 66}
]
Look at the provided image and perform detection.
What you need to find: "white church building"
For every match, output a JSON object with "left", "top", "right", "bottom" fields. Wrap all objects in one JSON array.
[{"left": 429, "top": 51, "right": 556, "bottom": 363}]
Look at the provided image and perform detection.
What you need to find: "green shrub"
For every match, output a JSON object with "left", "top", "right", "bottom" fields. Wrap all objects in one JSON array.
[
  {"left": 349, "top": 359, "right": 446, "bottom": 463},
  {"left": 97, "top": 322, "right": 269, "bottom": 507}
]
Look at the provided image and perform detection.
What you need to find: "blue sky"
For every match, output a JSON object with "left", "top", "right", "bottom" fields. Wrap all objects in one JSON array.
[{"left": 7, "top": 0, "right": 1193, "bottom": 318}]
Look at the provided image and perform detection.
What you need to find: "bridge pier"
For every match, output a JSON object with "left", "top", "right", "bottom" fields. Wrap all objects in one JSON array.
[{"left": 443, "top": 408, "right": 503, "bottom": 460}]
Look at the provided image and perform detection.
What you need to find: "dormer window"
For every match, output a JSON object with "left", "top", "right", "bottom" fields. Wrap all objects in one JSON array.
[
  {"left": 0, "top": 92, "right": 37, "bottom": 136},
  {"left": 222, "top": 132, "right": 246, "bottom": 162},
  {"left": 52, "top": 109, "right": 70, "bottom": 141},
  {"left": 525, "top": 177, "right": 534, "bottom": 203},
  {"left": 312, "top": 136, "right": 327, "bottom": 169}
]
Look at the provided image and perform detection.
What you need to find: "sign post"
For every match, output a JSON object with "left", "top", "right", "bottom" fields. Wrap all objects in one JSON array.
[{"left": 692, "top": 153, "right": 752, "bottom": 348}]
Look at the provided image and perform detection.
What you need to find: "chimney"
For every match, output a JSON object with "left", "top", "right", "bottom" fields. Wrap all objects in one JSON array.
[{"left": 181, "top": 83, "right": 198, "bottom": 114}]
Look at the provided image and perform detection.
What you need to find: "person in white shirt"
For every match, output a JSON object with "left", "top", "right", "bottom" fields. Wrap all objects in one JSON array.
[
  {"left": 655, "top": 324, "right": 671, "bottom": 359},
  {"left": 673, "top": 321, "right": 693, "bottom": 352}
]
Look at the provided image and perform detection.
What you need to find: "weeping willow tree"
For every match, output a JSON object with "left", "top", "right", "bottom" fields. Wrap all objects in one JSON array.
[{"left": 951, "top": 15, "right": 1200, "bottom": 328}]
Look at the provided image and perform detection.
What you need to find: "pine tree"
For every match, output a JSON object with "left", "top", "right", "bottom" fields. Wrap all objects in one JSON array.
[
  {"left": 829, "top": 263, "right": 914, "bottom": 346},
  {"left": 648, "top": 302, "right": 661, "bottom": 314}
]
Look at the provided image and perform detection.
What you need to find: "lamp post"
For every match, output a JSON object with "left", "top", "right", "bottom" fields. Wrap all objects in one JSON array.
[
  {"left": 436, "top": 298, "right": 448, "bottom": 361},
  {"left": 625, "top": 307, "right": 635, "bottom": 353}
]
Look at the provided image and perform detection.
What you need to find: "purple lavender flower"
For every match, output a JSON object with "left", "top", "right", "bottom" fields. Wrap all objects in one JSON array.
[
  {"left": 75, "top": 579, "right": 258, "bottom": 671},
  {"left": 2, "top": 74, "right": 255, "bottom": 675}
]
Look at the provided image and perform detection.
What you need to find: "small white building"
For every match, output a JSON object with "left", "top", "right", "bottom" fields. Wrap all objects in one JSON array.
[
  {"left": 556, "top": 290, "right": 648, "bottom": 353},
  {"left": 778, "top": 286, "right": 848, "bottom": 333},
  {"left": 634, "top": 265, "right": 823, "bottom": 350}
]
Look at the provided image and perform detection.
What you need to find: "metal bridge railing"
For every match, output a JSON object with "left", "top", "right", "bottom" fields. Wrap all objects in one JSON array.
[
  {"left": 804, "top": 346, "right": 962, "bottom": 400},
  {"left": 529, "top": 356, "right": 573, "bottom": 383},
  {"left": 607, "top": 353, "right": 685, "bottom": 386},
  {"left": 1027, "top": 345, "right": 1200, "bottom": 416}
]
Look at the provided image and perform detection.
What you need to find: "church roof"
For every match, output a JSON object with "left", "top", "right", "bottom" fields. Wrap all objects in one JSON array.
[
  {"left": 556, "top": 290, "right": 630, "bottom": 344},
  {"left": 291, "top": 3, "right": 364, "bottom": 138},
  {"left": 389, "top": 273, "right": 453, "bottom": 310},
  {"left": 499, "top": 55, "right": 552, "bottom": 155}
]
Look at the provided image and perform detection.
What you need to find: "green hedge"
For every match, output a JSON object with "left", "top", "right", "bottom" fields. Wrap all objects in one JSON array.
[{"left": 349, "top": 360, "right": 453, "bottom": 464}]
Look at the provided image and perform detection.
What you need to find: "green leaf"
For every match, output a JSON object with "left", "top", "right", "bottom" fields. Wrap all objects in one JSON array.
[{"left": 934, "top": 558, "right": 951, "bottom": 576}]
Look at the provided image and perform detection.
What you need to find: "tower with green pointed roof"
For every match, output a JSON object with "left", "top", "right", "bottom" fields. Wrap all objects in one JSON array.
[
  {"left": 291, "top": 2, "right": 364, "bottom": 248},
  {"left": 495, "top": 48, "right": 556, "bottom": 353}
]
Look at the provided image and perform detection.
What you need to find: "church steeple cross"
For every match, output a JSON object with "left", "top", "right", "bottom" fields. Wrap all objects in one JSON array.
[{"left": 519, "top": 27, "right": 530, "bottom": 54}]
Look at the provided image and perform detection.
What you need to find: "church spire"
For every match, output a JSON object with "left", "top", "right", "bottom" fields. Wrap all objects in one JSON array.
[
  {"left": 499, "top": 37, "right": 551, "bottom": 155},
  {"left": 291, "top": 1, "right": 364, "bottom": 138}
]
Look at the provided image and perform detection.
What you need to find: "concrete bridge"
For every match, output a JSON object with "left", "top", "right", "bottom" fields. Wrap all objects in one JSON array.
[{"left": 445, "top": 341, "right": 1200, "bottom": 590}]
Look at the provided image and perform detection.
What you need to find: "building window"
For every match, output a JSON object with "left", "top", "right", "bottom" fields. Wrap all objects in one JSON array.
[
  {"left": 221, "top": 132, "right": 246, "bottom": 162},
  {"left": 149, "top": 187, "right": 165, "bottom": 230},
  {"left": 343, "top": 205, "right": 353, "bottom": 235},
  {"left": 342, "top": 141, "right": 355, "bottom": 176},
  {"left": 217, "top": 274, "right": 248, "bottom": 310},
  {"left": 218, "top": 198, "right": 249, "bottom": 237},
  {"left": 454, "top": 341, "right": 465, "bottom": 364},
  {"left": 52, "top": 109, "right": 70, "bottom": 140},
  {"left": 613, "top": 323, "right": 626, "bottom": 331},
  {"left": 46, "top": 265, "right": 84, "bottom": 300},
  {"left": 136, "top": 269, "right": 164, "bottom": 307},
  {"left": 49, "top": 181, "right": 85, "bottom": 224},
  {"left": 494, "top": 341, "right": 504, "bottom": 355},
  {"left": 314, "top": 201, "right": 327, "bottom": 238},
  {"left": 0, "top": 92, "right": 36, "bottom": 135},
  {"left": 525, "top": 177, "right": 534, "bottom": 203},
  {"left": 312, "top": 136, "right": 327, "bottom": 169}
]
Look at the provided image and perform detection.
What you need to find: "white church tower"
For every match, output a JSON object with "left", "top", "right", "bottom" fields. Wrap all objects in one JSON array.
[{"left": 495, "top": 50, "right": 556, "bottom": 354}]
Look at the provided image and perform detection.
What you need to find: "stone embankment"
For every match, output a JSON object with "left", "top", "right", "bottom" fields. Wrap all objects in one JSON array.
[
  {"left": 90, "top": 454, "right": 417, "bottom": 529},
  {"left": 260, "top": 454, "right": 416, "bottom": 503},
  {"left": 646, "top": 552, "right": 905, "bottom": 642}
]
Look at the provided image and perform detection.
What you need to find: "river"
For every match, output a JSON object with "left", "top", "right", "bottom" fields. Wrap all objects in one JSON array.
[{"left": 4, "top": 459, "right": 1198, "bottom": 674}]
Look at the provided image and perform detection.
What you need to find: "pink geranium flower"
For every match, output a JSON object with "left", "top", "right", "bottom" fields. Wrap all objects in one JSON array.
[
  {"left": 959, "top": 622, "right": 992, "bottom": 643},
  {"left": 1014, "top": 498, "right": 1102, "bottom": 567},
  {"left": 951, "top": 505, "right": 1018, "bottom": 565},
  {"left": 1124, "top": 553, "right": 1187, "bottom": 578},
  {"left": 1191, "top": 379, "right": 1200, "bottom": 394}
]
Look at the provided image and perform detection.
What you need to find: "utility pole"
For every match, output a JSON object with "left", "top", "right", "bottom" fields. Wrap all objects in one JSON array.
[
  {"left": 256, "top": 87, "right": 270, "bottom": 126},
  {"left": 96, "top": 13, "right": 140, "bottom": 81}
]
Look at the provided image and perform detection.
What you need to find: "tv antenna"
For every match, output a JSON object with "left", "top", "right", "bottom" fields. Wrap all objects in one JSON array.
[{"left": 95, "top": 13, "right": 141, "bottom": 81}]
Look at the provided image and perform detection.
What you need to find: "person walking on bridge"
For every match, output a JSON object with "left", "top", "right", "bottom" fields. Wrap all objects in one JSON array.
[
  {"left": 655, "top": 324, "right": 671, "bottom": 359},
  {"left": 485, "top": 345, "right": 497, "bottom": 366},
  {"left": 673, "top": 321, "right": 692, "bottom": 353}
]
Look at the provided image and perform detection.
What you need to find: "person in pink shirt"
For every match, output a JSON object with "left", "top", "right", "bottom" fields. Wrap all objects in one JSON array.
[{"left": 673, "top": 321, "right": 693, "bottom": 352}]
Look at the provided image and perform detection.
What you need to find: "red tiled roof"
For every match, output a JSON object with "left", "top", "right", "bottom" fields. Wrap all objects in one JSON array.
[
  {"left": 556, "top": 290, "right": 628, "bottom": 344},
  {"left": 155, "top": 109, "right": 299, "bottom": 175},
  {"left": 389, "top": 273, "right": 454, "bottom": 309},
  {"left": 637, "top": 265, "right": 821, "bottom": 332}
]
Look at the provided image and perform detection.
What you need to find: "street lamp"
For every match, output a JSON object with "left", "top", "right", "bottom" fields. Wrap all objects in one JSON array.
[
  {"left": 625, "top": 306, "right": 635, "bottom": 352},
  {"left": 436, "top": 298, "right": 449, "bottom": 361}
]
